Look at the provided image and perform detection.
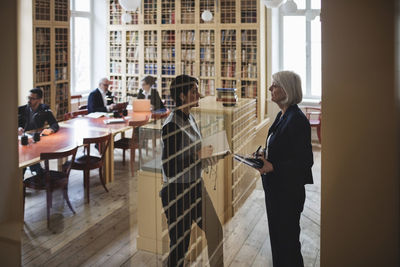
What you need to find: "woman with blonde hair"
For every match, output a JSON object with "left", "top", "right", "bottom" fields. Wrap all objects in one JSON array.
[{"left": 257, "top": 70, "right": 314, "bottom": 267}]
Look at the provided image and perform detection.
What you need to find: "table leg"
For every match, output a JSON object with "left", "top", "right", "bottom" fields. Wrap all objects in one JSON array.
[{"left": 105, "top": 135, "right": 115, "bottom": 183}]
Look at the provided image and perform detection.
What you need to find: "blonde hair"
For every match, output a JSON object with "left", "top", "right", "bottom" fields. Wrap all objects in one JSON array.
[{"left": 272, "top": 71, "right": 303, "bottom": 105}]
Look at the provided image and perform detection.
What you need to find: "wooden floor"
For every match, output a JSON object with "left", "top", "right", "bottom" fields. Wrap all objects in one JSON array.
[{"left": 22, "top": 142, "right": 320, "bottom": 267}]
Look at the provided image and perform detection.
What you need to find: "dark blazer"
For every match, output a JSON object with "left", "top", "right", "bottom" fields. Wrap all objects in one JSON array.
[
  {"left": 18, "top": 103, "right": 59, "bottom": 132},
  {"left": 88, "top": 88, "right": 108, "bottom": 113},
  {"left": 138, "top": 88, "right": 166, "bottom": 111},
  {"left": 162, "top": 110, "right": 202, "bottom": 183},
  {"left": 264, "top": 104, "right": 313, "bottom": 186}
]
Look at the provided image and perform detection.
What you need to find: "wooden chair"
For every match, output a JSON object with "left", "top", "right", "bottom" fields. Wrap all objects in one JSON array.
[
  {"left": 304, "top": 106, "right": 321, "bottom": 143},
  {"left": 71, "top": 134, "right": 111, "bottom": 203},
  {"left": 114, "top": 116, "right": 150, "bottom": 176},
  {"left": 143, "top": 109, "right": 170, "bottom": 156},
  {"left": 64, "top": 109, "right": 88, "bottom": 120},
  {"left": 71, "top": 94, "right": 87, "bottom": 110},
  {"left": 23, "top": 146, "right": 78, "bottom": 229}
]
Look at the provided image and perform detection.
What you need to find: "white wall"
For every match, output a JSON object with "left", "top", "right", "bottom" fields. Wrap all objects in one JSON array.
[{"left": 92, "top": 0, "right": 107, "bottom": 90}]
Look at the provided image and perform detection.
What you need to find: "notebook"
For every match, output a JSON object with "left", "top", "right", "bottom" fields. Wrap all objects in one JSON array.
[{"left": 132, "top": 99, "right": 151, "bottom": 112}]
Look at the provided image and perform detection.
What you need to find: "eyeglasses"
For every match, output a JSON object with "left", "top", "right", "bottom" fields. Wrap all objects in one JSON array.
[{"left": 27, "top": 96, "right": 40, "bottom": 101}]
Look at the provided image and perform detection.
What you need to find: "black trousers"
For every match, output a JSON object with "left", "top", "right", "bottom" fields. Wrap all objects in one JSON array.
[
  {"left": 160, "top": 180, "right": 223, "bottom": 267},
  {"left": 262, "top": 176, "right": 306, "bottom": 267}
]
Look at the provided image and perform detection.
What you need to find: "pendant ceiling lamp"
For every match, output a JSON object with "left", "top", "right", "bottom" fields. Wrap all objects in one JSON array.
[
  {"left": 201, "top": 0, "right": 213, "bottom": 22},
  {"left": 121, "top": 12, "right": 132, "bottom": 24},
  {"left": 281, "top": 0, "right": 298, "bottom": 14},
  {"left": 119, "top": 0, "right": 141, "bottom": 12},
  {"left": 262, "top": 0, "right": 284, "bottom": 8}
]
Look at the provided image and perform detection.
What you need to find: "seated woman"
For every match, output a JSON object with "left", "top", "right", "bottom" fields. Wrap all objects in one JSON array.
[{"left": 137, "top": 75, "right": 166, "bottom": 111}]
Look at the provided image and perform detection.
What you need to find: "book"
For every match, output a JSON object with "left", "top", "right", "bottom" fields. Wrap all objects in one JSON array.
[{"left": 202, "top": 130, "right": 231, "bottom": 157}]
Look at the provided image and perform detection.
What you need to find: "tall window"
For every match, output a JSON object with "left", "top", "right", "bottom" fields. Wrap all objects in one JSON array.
[
  {"left": 280, "top": 0, "right": 321, "bottom": 99},
  {"left": 70, "top": 0, "right": 92, "bottom": 94}
]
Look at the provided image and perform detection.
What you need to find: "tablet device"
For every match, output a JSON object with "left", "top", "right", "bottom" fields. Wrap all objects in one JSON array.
[{"left": 233, "top": 154, "right": 264, "bottom": 169}]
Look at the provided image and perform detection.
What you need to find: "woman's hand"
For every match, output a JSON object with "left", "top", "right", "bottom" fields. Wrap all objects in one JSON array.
[
  {"left": 198, "top": 145, "right": 213, "bottom": 159},
  {"left": 257, "top": 157, "right": 274, "bottom": 175}
]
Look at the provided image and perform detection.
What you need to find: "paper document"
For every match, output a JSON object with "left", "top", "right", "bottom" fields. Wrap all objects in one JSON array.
[
  {"left": 202, "top": 130, "right": 231, "bottom": 157},
  {"left": 86, "top": 112, "right": 108, "bottom": 118},
  {"left": 104, "top": 118, "right": 125, "bottom": 124}
]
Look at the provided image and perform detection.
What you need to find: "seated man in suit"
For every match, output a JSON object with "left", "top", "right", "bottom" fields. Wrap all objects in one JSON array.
[
  {"left": 87, "top": 78, "right": 116, "bottom": 113},
  {"left": 18, "top": 88, "right": 59, "bottom": 175},
  {"left": 137, "top": 76, "right": 166, "bottom": 111}
]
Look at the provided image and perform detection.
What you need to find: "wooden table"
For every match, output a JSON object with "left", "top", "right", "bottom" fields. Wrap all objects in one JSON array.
[
  {"left": 19, "top": 111, "right": 155, "bottom": 183},
  {"left": 59, "top": 111, "right": 152, "bottom": 182},
  {"left": 19, "top": 127, "right": 106, "bottom": 169}
]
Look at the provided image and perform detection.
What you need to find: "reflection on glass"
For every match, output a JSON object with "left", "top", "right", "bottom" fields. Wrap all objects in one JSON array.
[
  {"left": 311, "top": 16, "right": 321, "bottom": 97},
  {"left": 283, "top": 16, "right": 306, "bottom": 95},
  {"left": 73, "top": 17, "right": 90, "bottom": 93},
  {"left": 75, "top": 0, "right": 90, "bottom": 12}
]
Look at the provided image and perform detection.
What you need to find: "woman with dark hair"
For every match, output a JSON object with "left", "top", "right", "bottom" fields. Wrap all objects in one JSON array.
[
  {"left": 160, "top": 74, "right": 224, "bottom": 267},
  {"left": 137, "top": 75, "right": 166, "bottom": 111},
  {"left": 257, "top": 71, "right": 314, "bottom": 267}
]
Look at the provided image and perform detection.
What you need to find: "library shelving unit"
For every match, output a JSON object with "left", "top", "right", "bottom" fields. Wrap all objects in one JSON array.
[
  {"left": 106, "top": 0, "right": 264, "bottom": 116},
  {"left": 19, "top": 0, "right": 70, "bottom": 121}
]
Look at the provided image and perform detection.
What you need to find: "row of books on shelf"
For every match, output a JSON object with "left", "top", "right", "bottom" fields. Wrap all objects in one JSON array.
[
  {"left": 181, "top": 31, "right": 195, "bottom": 44},
  {"left": 144, "top": 31, "right": 158, "bottom": 44},
  {"left": 127, "top": 63, "right": 139, "bottom": 75},
  {"left": 162, "top": 48, "right": 175, "bottom": 60},
  {"left": 162, "top": 64, "right": 176, "bottom": 75},
  {"left": 241, "top": 63, "right": 257, "bottom": 78},
  {"left": 144, "top": 64, "right": 158, "bottom": 74},
  {"left": 181, "top": 49, "right": 196, "bottom": 61},
  {"left": 110, "top": 31, "right": 122, "bottom": 44},
  {"left": 200, "top": 47, "right": 214, "bottom": 61},
  {"left": 200, "top": 31, "right": 215, "bottom": 45},
  {"left": 145, "top": 47, "right": 157, "bottom": 61},
  {"left": 200, "top": 79, "right": 215, "bottom": 96},
  {"left": 200, "top": 63, "right": 216, "bottom": 77},
  {"left": 127, "top": 48, "right": 139, "bottom": 59}
]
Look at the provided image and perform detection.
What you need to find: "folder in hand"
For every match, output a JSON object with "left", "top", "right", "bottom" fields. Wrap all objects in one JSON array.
[{"left": 233, "top": 154, "right": 264, "bottom": 169}]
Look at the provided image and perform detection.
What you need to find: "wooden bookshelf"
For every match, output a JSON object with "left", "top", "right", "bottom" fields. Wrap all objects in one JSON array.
[
  {"left": 19, "top": 0, "right": 70, "bottom": 121},
  {"left": 106, "top": 0, "right": 264, "bottom": 119}
]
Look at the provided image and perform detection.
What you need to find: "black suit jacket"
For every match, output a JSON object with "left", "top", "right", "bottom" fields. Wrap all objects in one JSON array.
[
  {"left": 137, "top": 88, "right": 166, "bottom": 111},
  {"left": 18, "top": 104, "right": 59, "bottom": 132},
  {"left": 88, "top": 88, "right": 108, "bottom": 113},
  {"left": 264, "top": 104, "right": 313, "bottom": 186}
]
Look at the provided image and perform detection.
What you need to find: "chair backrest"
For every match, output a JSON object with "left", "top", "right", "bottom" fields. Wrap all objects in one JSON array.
[
  {"left": 40, "top": 146, "right": 78, "bottom": 179},
  {"left": 83, "top": 133, "right": 112, "bottom": 162},
  {"left": 71, "top": 94, "right": 82, "bottom": 106},
  {"left": 304, "top": 106, "right": 321, "bottom": 122},
  {"left": 64, "top": 109, "right": 89, "bottom": 121},
  {"left": 151, "top": 109, "right": 170, "bottom": 120},
  {"left": 128, "top": 116, "right": 150, "bottom": 139}
]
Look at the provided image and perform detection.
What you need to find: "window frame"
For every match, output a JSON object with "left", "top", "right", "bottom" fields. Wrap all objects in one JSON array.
[
  {"left": 279, "top": 0, "right": 321, "bottom": 100},
  {"left": 70, "top": 0, "right": 93, "bottom": 95}
]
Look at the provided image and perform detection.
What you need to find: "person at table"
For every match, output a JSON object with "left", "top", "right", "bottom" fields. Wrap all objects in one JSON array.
[
  {"left": 137, "top": 75, "right": 166, "bottom": 111},
  {"left": 256, "top": 71, "right": 314, "bottom": 267},
  {"left": 18, "top": 88, "right": 59, "bottom": 175},
  {"left": 160, "top": 74, "right": 224, "bottom": 267},
  {"left": 18, "top": 88, "right": 59, "bottom": 136},
  {"left": 87, "top": 77, "right": 116, "bottom": 113}
]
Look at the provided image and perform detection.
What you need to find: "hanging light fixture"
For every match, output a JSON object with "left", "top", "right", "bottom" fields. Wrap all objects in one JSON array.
[
  {"left": 281, "top": 0, "right": 298, "bottom": 14},
  {"left": 262, "top": 0, "right": 284, "bottom": 9},
  {"left": 121, "top": 12, "right": 132, "bottom": 24},
  {"left": 119, "top": 0, "right": 141, "bottom": 12},
  {"left": 201, "top": 0, "right": 213, "bottom": 22}
]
